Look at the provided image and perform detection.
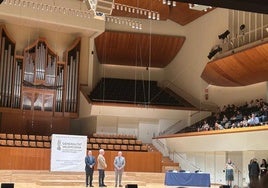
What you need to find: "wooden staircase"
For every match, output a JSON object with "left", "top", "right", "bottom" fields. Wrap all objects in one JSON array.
[
  {"left": 147, "top": 144, "right": 180, "bottom": 172},
  {"left": 161, "top": 157, "right": 180, "bottom": 172}
]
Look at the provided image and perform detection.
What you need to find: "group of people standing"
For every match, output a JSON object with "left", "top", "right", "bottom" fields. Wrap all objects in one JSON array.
[
  {"left": 225, "top": 158, "right": 268, "bottom": 188},
  {"left": 85, "top": 149, "right": 126, "bottom": 187},
  {"left": 248, "top": 158, "right": 268, "bottom": 186}
]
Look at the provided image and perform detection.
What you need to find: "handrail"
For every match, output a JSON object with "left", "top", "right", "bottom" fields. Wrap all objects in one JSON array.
[
  {"left": 159, "top": 80, "right": 219, "bottom": 112},
  {"left": 171, "top": 151, "right": 201, "bottom": 172}
]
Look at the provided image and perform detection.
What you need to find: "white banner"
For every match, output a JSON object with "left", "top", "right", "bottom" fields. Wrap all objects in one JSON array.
[{"left": 50, "top": 134, "right": 87, "bottom": 172}]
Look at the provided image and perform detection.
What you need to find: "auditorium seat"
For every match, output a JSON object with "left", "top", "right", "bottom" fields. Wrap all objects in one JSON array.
[
  {"left": 22, "top": 141, "right": 29, "bottom": 147},
  {"left": 87, "top": 143, "right": 92, "bottom": 149},
  {"left": 107, "top": 144, "right": 114, "bottom": 150},
  {"left": 100, "top": 144, "right": 107, "bottom": 150},
  {"left": 135, "top": 140, "right": 142, "bottom": 145},
  {"left": 116, "top": 139, "right": 122, "bottom": 144},
  {"left": 89, "top": 138, "right": 96, "bottom": 143},
  {"left": 121, "top": 145, "right": 127, "bottom": 150},
  {"left": 14, "top": 134, "right": 21, "bottom": 140},
  {"left": 7, "top": 140, "right": 14, "bottom": 146},
  {"left": 28, "top": 135, "right": 35, "bottom": 141},
  {"left": 43, "top": 142, "right": 51, "bottom": 148},
  {"left": 110, "top": 139, "right": 116, "bottom": 144},
  {"left": 14, "top": 140, "right": 22, "bottom": 147},
  {"left": 134, "top": 145, "right": 141, "bottom": 151},
  {"left": 129, "top": 140, "right": 136, "bottom": 145},
  {"left": 114, "top": 145, "right": 120, "bottom": 150},
  {"left": 127, "top": 145, "right": 134, "bottom": 151},
  {"left": 103, "top": 138, "right": 109, "bottom": 144},
  {"left": 42, "top": 136, "right": 49, "bottom": 141},
  {"left": 36, "top": 141, "right": 44, "bottom": 148},
  {"left": 36, "top": 135, "right": 43, "bottom": 141},
  {"left": 0, "top": 139, "right": 7, "bottom": 146},
  {"left": 92, "top": 144, "right": 99, "bottom": 150},
  {"left": 29, "top": 141, "right": 36, "bottom": 147},
  {"left": 96, "top": 138, "right": 103, "bottom": 144},
  {"left": 122, "top": 139, "right": 129, "bottom": 145},
  {"left": 141, "top": 145, "right": 148, "bottom": 151},
  {"left": 0, "top": 133, "right": 6, "bottom": 139},
  {"left": 21, "top": 134, "right": 28, "bottom": 140},
  {"left": 6, "top": 134, "right": 14, "bottom": 140}
]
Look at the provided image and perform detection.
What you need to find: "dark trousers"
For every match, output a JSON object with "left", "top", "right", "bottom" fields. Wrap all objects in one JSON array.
[
  {"left": 98, "top": 169, "right": 105, "bottom": 186},
  {"left": 86, "top": 168, "right": 94, "bottom": 186}
]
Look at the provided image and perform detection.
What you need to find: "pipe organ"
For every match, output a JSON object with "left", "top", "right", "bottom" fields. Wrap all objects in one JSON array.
[{"left": 0, "top": 25, "right": 81, "bottom": 117}]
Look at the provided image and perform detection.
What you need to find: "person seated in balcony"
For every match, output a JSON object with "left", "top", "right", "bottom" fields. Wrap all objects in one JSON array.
[
  {"left": 201, "top": 120, "right": 210, "bottom": 131},
  {"left": 241, "top": 116, "right": 248, "bottom": 127},
  {"left": 248, "top": 113, "right": 260, "bottom": 126},
  {"left": 215, "top": 121, "right": 224, "bottom": 130},
  {"left": 259, "top": 106, "right": 268, "bottom": 123},
  {"left": 221, "top": 115, "right": 229, "bottom": 125}
]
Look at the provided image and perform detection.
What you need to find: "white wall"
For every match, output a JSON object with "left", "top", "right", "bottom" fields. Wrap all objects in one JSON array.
[{"left": 164, "top": 8, "right": 230, "bottom": 102}]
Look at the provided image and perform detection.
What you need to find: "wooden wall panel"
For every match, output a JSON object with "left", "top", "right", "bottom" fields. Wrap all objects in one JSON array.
[{"left": 0, "top": 147, "right": 162, "bottom": 172}]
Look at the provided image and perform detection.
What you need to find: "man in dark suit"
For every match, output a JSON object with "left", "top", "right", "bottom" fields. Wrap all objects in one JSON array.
[{"left": 85, "top": 150, "right": 96, "bottom": 187}]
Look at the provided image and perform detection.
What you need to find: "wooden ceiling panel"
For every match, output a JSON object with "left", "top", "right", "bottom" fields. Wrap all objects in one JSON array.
[
  {"left": 95, "top": 31, "right": 185, "bottom": 68},
  {"left": 201, "top": 42, "right": 268, "bottom": 86}
]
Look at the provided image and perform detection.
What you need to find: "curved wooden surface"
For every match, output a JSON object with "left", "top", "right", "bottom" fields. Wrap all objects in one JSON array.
[
  {"left": 201, "top": 42, "right": 268, "bottom": 86},
  {"left": 0, "top": 147, "right": 162, "bottom": 172},
  {"left": 112, "top": 1, "right": 213, "bottom": 25},
  {"left": 95, "top": 31, "right": 185, "bottom": 68}
]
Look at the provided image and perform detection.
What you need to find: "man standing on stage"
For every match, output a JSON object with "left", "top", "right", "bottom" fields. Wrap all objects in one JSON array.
[
  {"left": 114, "top": 151, "right": 126, "bottom": 187},
  {"left": 85, "top": 150, "right": 95, "bottom": 187},
  {"left": 97, "top": 149, "right": 107, "bottom": 187}
]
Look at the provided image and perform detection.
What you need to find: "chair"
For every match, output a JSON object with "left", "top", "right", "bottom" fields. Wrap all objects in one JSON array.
[
  {"left": 6, "top": 134, "right": 14, "bottom": 140},
  {"left": 0, "top": 133, "right": 6, "bottom": 139},
  {"left": 22, "top": 141, "right": 29, "bottom": 147},
  {"left": 29, "top": 141, "right": 36, "bottom": 147},
  {"left": 0, "top": 139, "right": 7, "bottom": 146},
  {"left": 28, "top": 135, "right": 36, "bottom": 141},
  {"left": 127, "top": 145, "right": 134, "bottom": 151},
  {"left": 44, "top": 142, "right": 51, "bottom": 148},
  {"left": 100, "top": 144, "right": 107, "bottom": 150},
  {"left": 92, "top": 144, "right": 99, "bottom": 150},
  {"left": 114, "top": 145, "right": 120, "bottom": 150},
  {"left": 42, "top": 136, "right": 49, "bottom": 141},
  {"left": 14, "top": 140, "right": 22, "bottom": 147},
  {"left": 14, "top": 134, "right": 21, "bottom": 140},
  {"left": 36, "top": 135, "right": 43, "bottom": 141},
  {"left": 89, "top": 138, "right": 96, "bottom": 143},
  {"left": 36, "top": 141, "right": 44, "bottom": 148},
  {"left": 129, "top": 139, "right": 136, "bottom": 145},
  {"left": 87, "top": 143, "right": 92, "bottom": 149},
  {"left": 103, "top": 138, "right": 109, "bottom": 144},
  {"left": 109, "top": 139, "right": 116, "bottom": 144},
  {"left": 107, "top": 144, "right": 114, "bottom": 150},
  {"left": 21, "top": 134, "right": 28, "bottom": 140},
  {"left": 134, "top": 145, "right": 141, "bottom": 151},
  {"left": 116, "top": 139, "right": 122, "bottom": 144},
  {"left": 141, "top": 145, "right": 148, "bottom": 151},
  {"left": 7, "top": 140, "right": 14, "bottom": 146},
  {"left": 122, "top": 139, "right": 129, "bottom": 145},
  {"left": 96, "top": 138, "right": 103, "bottom": 144},
  {"left": 135, "top": 140, "right": 142, "bottom": 145},
  {"left": 121, "top": 145, "right": 127, "bottom": 150}
]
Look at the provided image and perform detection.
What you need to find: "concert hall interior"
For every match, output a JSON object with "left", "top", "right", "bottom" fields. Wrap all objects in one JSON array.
[{"left": 0, "top": 0, "right": 268, "bottom": 188}]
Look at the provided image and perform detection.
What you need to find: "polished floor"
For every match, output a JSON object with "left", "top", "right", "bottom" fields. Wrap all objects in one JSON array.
[{"left": 0, "top": 170, "right": 220, "bottom": 188}]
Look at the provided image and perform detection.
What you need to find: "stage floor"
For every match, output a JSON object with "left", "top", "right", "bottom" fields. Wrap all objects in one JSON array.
[{"left": 0, "top": 170, "right": 219, "bottom": 188}]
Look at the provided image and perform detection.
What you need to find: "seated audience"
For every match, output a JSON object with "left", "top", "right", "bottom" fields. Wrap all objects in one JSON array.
[{"left": 248, "top": 113, "right": 260, "bottom": 126}]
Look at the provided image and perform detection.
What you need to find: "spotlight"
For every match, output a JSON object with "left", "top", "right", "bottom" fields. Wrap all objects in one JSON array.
[
  {"left": 218, "top": 30, "right": 230, "bottom": 40},
  {"left": 240, "top": 24, "right": 245, "bottom": 31},
  {"left": 207, "top": 46, "right": 222, "bottom": 59}
]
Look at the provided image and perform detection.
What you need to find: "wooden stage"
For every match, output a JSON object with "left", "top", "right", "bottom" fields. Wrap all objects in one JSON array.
[{"left": 0, "top": 170, "right": 219, "bottom": 188}]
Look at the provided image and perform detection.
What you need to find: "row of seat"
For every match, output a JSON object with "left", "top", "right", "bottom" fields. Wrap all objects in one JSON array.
[
  {"left": 87, "top": 143, "right": 148, "bottom": 152},
  {"left": 92, "top": 133, "right": 137, "bottom": 140},
  {"left": 0, "top": 139, "right": 51, "bottom": 148},
  {"left": 88, "top": 137, "right": 142, "bottom": 145},
  {"left": 0, "top": 133, "right": 51, "bottom": 142}
]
